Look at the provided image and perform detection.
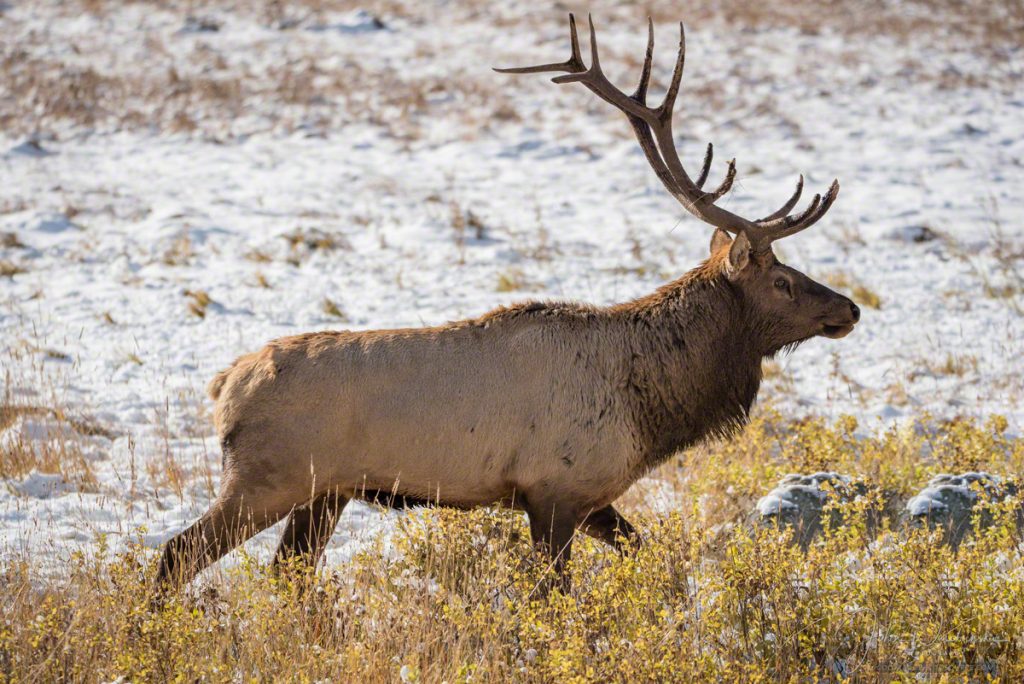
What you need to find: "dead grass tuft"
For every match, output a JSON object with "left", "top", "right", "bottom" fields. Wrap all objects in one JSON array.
[
  {"left": 1, "top": 232, "right": 26, "bottom": 249},
  {"left": 0, "top": 404, "right": 106, "bottom": 489},
  {"left": 283, "top": 227, "right": 351, "bottom": 253},
  {"left": 184, "top": 289, "right": 213, "bottom": 318},
  {"left": 822, "top": 270, "right": 883, "bottom": 309},
  {"left": 495, "top": 268, "right": 529, "bottom": 292},
  {"left": 321, "top": 296, "right": 348, "bottom": 320},
  {"left": 912, "top": 353, "right": 980, "bottom": 380},
  {"left": 162, "top": 234, "right": 195, "bottom": 267},
  {"left": 0, "top": 260, "right": 25, "bottom": 278}
]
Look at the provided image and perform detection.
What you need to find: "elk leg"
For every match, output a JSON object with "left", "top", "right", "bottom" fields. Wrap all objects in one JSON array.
[
  {"left": 154, "top": 488, "right": 287, "bottom": 591},
  {"left": 525, "top": 497, "right": 578, "bottom": 582},
  {"left": 272, "top": 489, "right": 348, "bottom": 573},
  {"left": 578, "top": 504, "right": 640, "bottom": 553}
]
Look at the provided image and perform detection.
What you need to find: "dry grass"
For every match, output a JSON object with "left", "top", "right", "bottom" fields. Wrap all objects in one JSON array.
[
  {"left": 449, "top": 200, "right": 488, "bottom": 265},
  {"left": 977, "top": 202, "right": 1024, "bottom": 312},
  {"left": 821, "top": 270, "right": 883, "bottom": 310},
  {"left": 283, "top": 227, "right": 351, "bottom": 254},
  {"left": 184, "top": 289, "right": 213, "bottom": 318},
  {"left": 0, "top": 4, "right": 517, "bottom": 140},
  {"left": 0, "top": 233, "right": 26, "bottom": 249},
  {"left": 252, "top": 271, "right": 271, "bottom": 289},
  {"left": 911, "top": 353, "right": 980, "bottom": 380},
  {"left": 495, "top": 267, "right": 531, "bottom": 292},
  {"left": 850, "top": 283, "right": 882, "bottom": 310},
  {"left": 0, "top": 344, "right": 116, "bottom": 492},
  {"left": 0, "top": 344, "right": 218, "bottom": 501},
  {"left": 0, "top": 366, "right": 121, "bottom": 493},
  {"left": 320, "top": 296, "right": 347, "bottom": 320},
  {"left": 111, "top": 0, "right": 1024, "bottom": 52},
  {"left": 647, "top": 0, "right": 1023, "bottom": 57},
  {"left": 760, "top": 359, "right": 795, "bottom": 395},
  {"left": 0, "top": 261, "right": 25, "bottom": 278},
  {"left": 0, "top": 405, "right": 101, "bottom": 490},
  {"left": 941, "top": 200, "right": 1024, "bottom": 314},
  {"left": 1, "top": 410, "right": 1022, "bottom": 681},
  {"left": 243, "top": 248, "right": 273, "bottom": 263},
  {"left": 161, "top": 234, "right": 195, "bottom": 267},
  {"left": 0, "top": 0, "right": 1018, "bottom": 138}
]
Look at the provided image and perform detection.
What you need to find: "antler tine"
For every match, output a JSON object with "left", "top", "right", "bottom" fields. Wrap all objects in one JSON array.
[
  {"left": 633, "top": 17, "right": 655, "bottom": 101},
  {"left": 549, "top": 17, "right": 654, "bottom": 123},
  {"left": 656, "top": 23, "right": 686, "bottom": 124},
  {"left": 587, "top": 14, "right": 601, "bottom": 71},
  {"left": 493, "top": 14, "right": 585, "bottom": 76},
  {"left": 641, "top": 21, "right": 750, "bottom": 232},
  {"left": 569, "top": 14, "right": 582, "bottom": 69},
  {"left": 756, "top": 175, "right": 804, "bottom": 223},
  {"left": 695, "top": 143, "right": 713, "bottom": 189},
  {"left": 761, "top": 179, "right": 839, "bottom": 240},
  {"left": 760, "top": 192, "right": 822, "bottom": 234},
  {"left": 704, "top": 158, "right": 736, "bottom": 202},
  {"left": 620, "top": 19, "right": 693, "bottom": 205}
]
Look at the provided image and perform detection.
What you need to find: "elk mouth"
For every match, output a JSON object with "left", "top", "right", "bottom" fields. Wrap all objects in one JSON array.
[{"left": 821, "top": 322, "right": 855, "bottom": 339}]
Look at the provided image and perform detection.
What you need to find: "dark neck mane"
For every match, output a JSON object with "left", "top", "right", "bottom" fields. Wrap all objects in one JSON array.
[{"left": 612, "top": 252, "right": 764, "bottom": 468}]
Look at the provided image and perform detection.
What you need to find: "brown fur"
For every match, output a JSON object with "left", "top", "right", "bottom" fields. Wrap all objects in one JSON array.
[{"left": 154, "top": 238, "right": 858, "bottom": 590}]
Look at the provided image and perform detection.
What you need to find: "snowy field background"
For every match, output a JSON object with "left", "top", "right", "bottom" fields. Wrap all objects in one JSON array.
[{"left": 1, "top": 1, "right": 1022, "bottom": 571}]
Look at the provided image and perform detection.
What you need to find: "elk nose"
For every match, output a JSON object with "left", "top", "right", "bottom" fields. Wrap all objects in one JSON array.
[{"left": 849, "top": 302, "right": 861, "bottom": 323}]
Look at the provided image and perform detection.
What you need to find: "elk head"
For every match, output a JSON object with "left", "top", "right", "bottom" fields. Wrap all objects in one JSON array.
[{"left": 497, "top": 15, "right": 860, "bottom": 353}]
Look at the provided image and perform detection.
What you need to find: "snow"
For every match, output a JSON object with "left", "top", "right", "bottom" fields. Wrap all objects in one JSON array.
[
  {"left": 756, "top": 473, "right": 845, "bottom": 517},
  {"left": 756, "top": 493, "right": 800, "bottom": 516},
  {"left": 1, "top": 2, "right": 1022, "bottom": 571},
  {"left": 905, "top": 472, "right": 999, "bottom": 517}
]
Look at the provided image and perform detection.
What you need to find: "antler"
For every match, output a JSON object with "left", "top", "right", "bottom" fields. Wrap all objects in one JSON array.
[{"left": 495, "top": 15, "right": 839, "bottom": 252}]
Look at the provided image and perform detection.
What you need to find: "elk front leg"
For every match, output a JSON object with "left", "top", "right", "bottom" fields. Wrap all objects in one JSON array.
[
  {"left": 578, "top": 504, "right": 640, "bottom": 552},
  {"left": 525, "top": 496, "right": 578, "bottom": 586}
]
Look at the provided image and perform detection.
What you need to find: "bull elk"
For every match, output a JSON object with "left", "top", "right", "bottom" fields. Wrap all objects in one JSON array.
[{"left": 155, "top": 15, "right": 859, "bottom": 590}]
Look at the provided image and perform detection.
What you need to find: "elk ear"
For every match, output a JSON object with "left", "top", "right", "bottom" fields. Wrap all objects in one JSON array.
[
  {"left": 726, "top": 231, "right": 752, "bottom": 276},
  {"left": 709, "top": 228, "right": 732, "bottom": 255}
]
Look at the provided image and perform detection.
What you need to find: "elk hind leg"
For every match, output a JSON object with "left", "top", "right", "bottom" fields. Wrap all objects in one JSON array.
[
  {"left": 579, "top": 504, "right": 640, "bottom": 553},
  {"left": 272, "top": 489, "right": 348, "bottom": 574},
  {"left": 154, "top": 485, "right": 288, "bottom": 592}
]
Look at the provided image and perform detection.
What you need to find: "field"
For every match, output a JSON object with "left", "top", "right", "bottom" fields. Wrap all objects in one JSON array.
[{"left": 1, "top": 0, "right": 1023, "bottom": 681}]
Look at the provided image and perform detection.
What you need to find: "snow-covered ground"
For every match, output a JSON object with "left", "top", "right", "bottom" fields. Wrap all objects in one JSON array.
[{"left": 1, "top": 1, "right": 1022, "bottom": 568}]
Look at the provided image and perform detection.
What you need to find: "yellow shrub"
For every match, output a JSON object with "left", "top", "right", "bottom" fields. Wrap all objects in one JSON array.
[{"left": 1, "top": 412, "right": 1022, "bottom": 681}]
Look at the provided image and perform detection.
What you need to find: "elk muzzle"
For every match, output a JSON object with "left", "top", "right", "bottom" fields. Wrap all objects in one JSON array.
[{"left": 820, "top": 300, "right": 860, "bottom": 339}]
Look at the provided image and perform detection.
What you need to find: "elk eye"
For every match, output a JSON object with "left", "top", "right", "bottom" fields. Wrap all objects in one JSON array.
[{"left": 774, "top": 278, "right": 790, "bottom": 293}]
